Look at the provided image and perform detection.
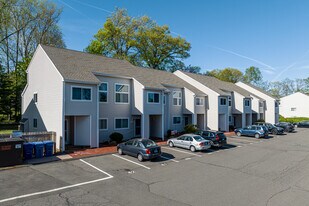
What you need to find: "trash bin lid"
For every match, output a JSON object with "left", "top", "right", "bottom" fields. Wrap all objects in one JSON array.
[
  {"left": 32, "top": 142, "right": 44, "bottom": 145},
  {"left": 43, "top": 140, "right": 54, "bottom": 144}
]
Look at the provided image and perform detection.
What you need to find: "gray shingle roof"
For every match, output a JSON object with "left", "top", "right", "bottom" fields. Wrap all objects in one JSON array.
[
  {"left": 41, "top": 45, "right": 204, "bottom": 95},
  {"left": 238, "top": 81, "right": 278, "bottom": 100},
  {"left": 181, "top": 72, "right": 252, "bottom": 98}
]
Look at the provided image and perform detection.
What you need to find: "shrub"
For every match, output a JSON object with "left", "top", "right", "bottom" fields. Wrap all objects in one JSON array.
[
  {"left": 279, "top": 116, "right": 309, "bottom": 124},
  {"left": 109, "top": 132, "right": 123, "bottom": 143},
  {"left": 184, "top": 124, "right": 198, "bottom": 133}
]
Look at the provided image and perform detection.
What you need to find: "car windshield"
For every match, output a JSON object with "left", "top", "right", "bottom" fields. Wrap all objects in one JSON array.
[
  {"left": 193, "top": 135, "right": 204, "bottom": 142},
  {"left": 141, "top": 140, "right": 157, "bottom": 148}
]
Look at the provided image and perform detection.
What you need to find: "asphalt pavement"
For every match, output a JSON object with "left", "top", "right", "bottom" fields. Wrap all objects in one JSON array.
[{"left": 1, "top": 128, "right": 309, "bottom": 206}]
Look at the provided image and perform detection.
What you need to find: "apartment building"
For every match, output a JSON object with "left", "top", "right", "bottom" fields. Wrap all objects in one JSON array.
[
  {"left": 236, "top": 82, "right": 279, "bottom": 124},
  {"left": 21, "top": 45, "right": 206, "bottom": 151}
]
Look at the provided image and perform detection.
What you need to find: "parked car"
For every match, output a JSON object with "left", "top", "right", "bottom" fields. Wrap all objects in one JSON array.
[
  {"left": 297, "top": 121, "right": 309, "bottom": 128},
  {"left": 255, "top": 122, "right": 284, "bottom": 135},
  {"left": 195, "top": 130, "right": 227, "bottom": 147},
  {"left": 234, "top": 125, "right": 268, "bottom": 138},
  {"left": 117, "top": 139, "right": 161, "bottom": 162},
  {"left": 274, "top": 122, "right": 295, "bottom": 132},
  {"left": 167, "top": 134, "right": 211, "bottom": 152}
]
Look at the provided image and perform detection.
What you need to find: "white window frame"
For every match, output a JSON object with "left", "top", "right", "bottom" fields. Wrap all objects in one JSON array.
[
  {"left": 114, "top": 118, "right": 130, "bottom": 130},
  {"left": 196, "top": 97, "right": 204, "bottom": 106},
  {"left": 173, "top": 91, "right": 182, "bottom": 106},
  {"left": 33, "top": 92, "right": 38, "bottom": 104},
  {"left": 220, "top": 97, "right": 227, "bottom": 106},
  {"left": 99, "top": 118, "right": 108, "bottom": 131},
  {"left": 114, "top": 83, "right": 130, "bottom": 104},
  {"left": 33, "top": 118, "right": 38, "bottom": 129},
  {"left": 147, "top": 92, "right": 160, "bottom": 104},
  {"left": 244, "top": 99, "right": 250, "bottom": 107},
  {"left": 172, "top": 116, "right": 182, "bottom": 125},
  {"left": 71, "top": 86, "right": 92, "bottom": 102},
  {"left": 99, "top": 82, "right": 108, "bottom": 103}
]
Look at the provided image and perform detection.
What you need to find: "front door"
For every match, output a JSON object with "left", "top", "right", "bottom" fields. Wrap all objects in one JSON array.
[
  {"left": 184, "top": 116, "right": 189, "bottom": 126},
  {"left": 65, "top": 119, "right": 70, "bottom": 145},
  {"left": 134, "top": 118, "right": 141, "bottom": 137}
]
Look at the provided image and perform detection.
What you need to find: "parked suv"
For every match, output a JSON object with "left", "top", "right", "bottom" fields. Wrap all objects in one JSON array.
[
  {"left": 234, "top": 125, "right": 268, "bottom": 138},
  {"left": 255, "top": 122, "right": 284, "bottom": 135},
  {"left": 195, "top": 130, "right": 227, "bottom": 148},
  {"left": 274, "top": 122, "right": 295, "bottom": 133},
  {"left": 297, "top": 121, "right": 309, "bottom": 128}
]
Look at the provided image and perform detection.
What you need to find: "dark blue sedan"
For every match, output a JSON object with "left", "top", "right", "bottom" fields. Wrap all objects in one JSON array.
[{"left": 117, "top": 138, "right": 161, "bottom": 161}]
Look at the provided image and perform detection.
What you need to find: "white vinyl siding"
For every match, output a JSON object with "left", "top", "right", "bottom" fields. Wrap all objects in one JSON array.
[
  {"left": 147, "top": 92, "right": 160, "bottom": 103},
  {"left": 99, "top": 118, "right": 108, "bottom": 130},
  {"left": 115, "top": 118, "right": 129, "bottom": 130},
  {"left": 173, "top": 116, "right": 181, "bottom": 125},
  {"left": 173, "top": 91, "right": 182, "bottom": 106},
  {"left": 99, "top": 83, "right": 108, "bottom": 103},
  {"left": 115, "top": 84, "right": 129, "bottom": 103},
  {"left": 72, "top": 87, "right": 91, "bottom": 101}
]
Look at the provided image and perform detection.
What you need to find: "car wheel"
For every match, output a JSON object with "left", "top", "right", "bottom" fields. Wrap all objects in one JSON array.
[
  {"left": 118, "top": 148, "right": 123, "bottom": 155},
  {"left": 255, "top": 133, "right": 260, "bottom": 139},
  {"left": 137, "top": 154, "right": 143, "bottom": 162},
  {"left": 273, "top": 129, "right": 278, "bottom": 135},
  {"left": 190, "top": 146, "right": 196, "bottom": 152},
  {"left": 236, "top": 132, "right": 241, "bottom": 137},
  {"left": 169, "top": 141, "right": 174, "bottom": 147}
]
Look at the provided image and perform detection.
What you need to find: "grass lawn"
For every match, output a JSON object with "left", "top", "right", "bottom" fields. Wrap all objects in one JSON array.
[{"left": 0, "top": 130, "right": 13, "bottom": 135}]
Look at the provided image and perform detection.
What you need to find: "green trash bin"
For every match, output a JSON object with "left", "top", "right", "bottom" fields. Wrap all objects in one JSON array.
[{"left": 0, "top": 138, "right": 24, "bottom": 167}]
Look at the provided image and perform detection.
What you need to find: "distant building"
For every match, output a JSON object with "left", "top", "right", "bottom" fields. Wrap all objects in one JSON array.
[{"left": 280, "top": 92, "right": 309, "bottom": 118}]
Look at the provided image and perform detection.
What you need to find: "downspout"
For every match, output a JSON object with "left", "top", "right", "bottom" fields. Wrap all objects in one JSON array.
[{"left": 161, "top": 91, "right": 164, "bottom": 140}]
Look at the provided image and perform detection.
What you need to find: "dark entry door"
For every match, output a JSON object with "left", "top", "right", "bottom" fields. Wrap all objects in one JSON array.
[{"left": 135, "top": 119, "right": 141, "bottom": 137}]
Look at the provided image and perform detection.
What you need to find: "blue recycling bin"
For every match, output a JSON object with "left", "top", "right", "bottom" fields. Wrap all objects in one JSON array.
[
  {"left": 33, "top": 142, "right": 44, "bottom": 158},
  {"left": 43, "top": 141, "right": 54, "bottom": 157},
  {"left": 23, "top": 143, "right": 34, "bottom": 160}
]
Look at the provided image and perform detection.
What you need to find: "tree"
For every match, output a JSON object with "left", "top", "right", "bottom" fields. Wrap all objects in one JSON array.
[
  {"left": 86, "top": 8, "right": 191, "bottom": 71},
  {"left": 204, "top": 68, "right": 243, "bottom": 83},
  {"left": 243, "top": 66, "right": 262, "bottom": 85},
  {"left": 0, "top": 0, "right": 65, "bottom": 122}
]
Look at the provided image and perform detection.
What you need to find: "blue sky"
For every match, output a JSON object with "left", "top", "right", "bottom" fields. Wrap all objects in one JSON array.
[{"left": 55, "top": 0, "right": 309, "bottom": 81}]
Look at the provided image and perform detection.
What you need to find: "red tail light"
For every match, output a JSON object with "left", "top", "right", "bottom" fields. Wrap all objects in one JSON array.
[
  {"left": 216, "top": 135, "right": 220, "bottom": 141},
  {"left": 199, "top": 142, "right": 204, "bottom": 146},
  {"left": 146, "top": 149, "right": 151, "bottom": 154}
]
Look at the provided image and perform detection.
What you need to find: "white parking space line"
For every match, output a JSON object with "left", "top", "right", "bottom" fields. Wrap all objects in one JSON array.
[
  {"left": 112, "top": 154, "right": 151, "bottom": 170},
  {"left": 160, "top": 155, "right": 179, "bottom": 163},
  {"left": 0, "top": 159, "right": 113, "bottom": 204},
  {"left": 163, "top": 147, "right": 202, "bottom": 157}
]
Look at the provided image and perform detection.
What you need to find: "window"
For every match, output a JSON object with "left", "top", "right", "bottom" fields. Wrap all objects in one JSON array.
[
  {"left": 33, "top": 118, "right": 37, "bottom": 128},
  {"left": 173, "top": 116, "right": 181, "bottom": 125},
  {"left": 173, "top": 91, "right": 182, "bottom": 106},
  {"left": 115, "top": 118, "right": 129, "bottom": 129},
  {"left": 115, "top": 84, "right": 129, "bottom": 103},
  {"left": 259, "top": 102, "right": 264, "bottom": 107},
  {"left": 33, "top": 93, "right": 38, "bottom": 103},
  {"left": 275, "top": 102, "right": 279, "bottom": 107},
  {"left": 220, "top": 97, "right": 227, "bottom": 106},
  {"left": 196, "top": 97, "right": 204, "bottom": 106},
  {"left": 245, "top": 99, "right": 250, "bottom": 107},
  {"left": 147, "top": 92, "right": 160, "bottom": 103},
  {"left": 291, "top": 107, "right": 296, "bottom": 111},
  {"left": 228, "top": 97, "right": 231, "bottom": 106},
  {"left": 99, "top": 118, "right": 108, "bottom": 130},
  {"left": 99, "top": 83, "right": 108, "bottom": 103},
  {"left": 72, "top": 87, "right": 91, "bottom": 101}
]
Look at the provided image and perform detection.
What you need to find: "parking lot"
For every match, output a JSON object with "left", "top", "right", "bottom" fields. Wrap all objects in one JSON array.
[{"left": 1, "top": 128, "right": 309, "bottom": 206}]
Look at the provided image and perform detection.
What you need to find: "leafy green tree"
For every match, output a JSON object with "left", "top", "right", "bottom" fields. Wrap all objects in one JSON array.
[
  {"left": 243, "top": 66, "right": 262, "bottom": 85},
  {"left": 205, "top": 68, "right": 243, "bottom": 83},
  {"left": 86, "top": 8, "right": 191, "bottom": 71}
]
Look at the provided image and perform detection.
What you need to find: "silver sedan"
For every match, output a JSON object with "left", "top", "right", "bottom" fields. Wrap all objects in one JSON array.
[{"left": 167, "top": 134, "right": 211, "bottom": 152}]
